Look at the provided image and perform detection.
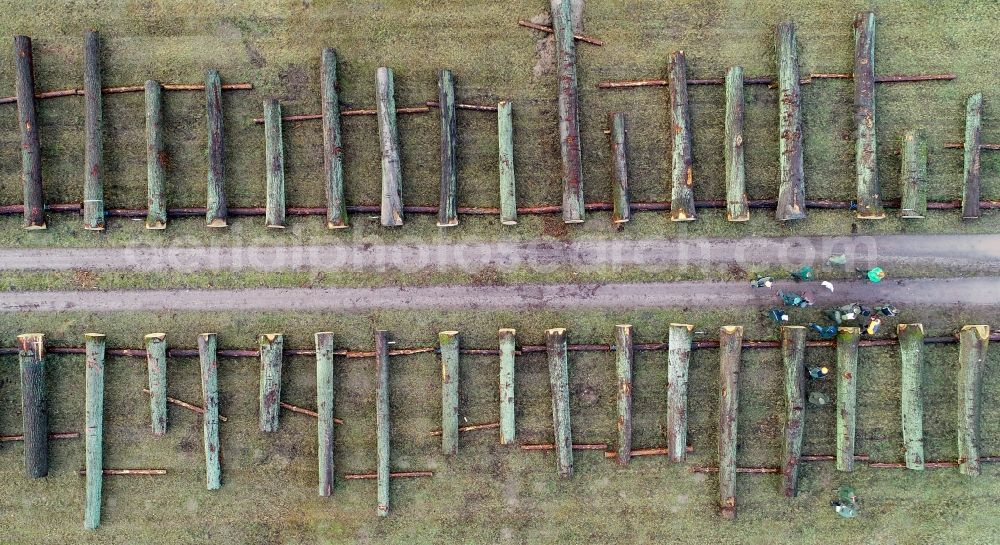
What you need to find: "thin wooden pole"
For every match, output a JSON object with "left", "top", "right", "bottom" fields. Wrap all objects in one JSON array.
[
  {"left": 499, "top": 328, "right": 517, "bottom": 444},
  {"left": 375, "top": 330, "right": 391, "bottom": 516},
  {"left": 377, "top": 67, "right": 403, "bottom": 227},
  {"left": 900, "top": 130, "right": 927, "bottom": 218},
  {"left": 17, "top": 333, "right": 47, "bottom": 477},
  {"left": 315, "top": 332, "right": 335, "bottom": 496},
  {"left": 776, "top": 22, "right": 806, "bottom": 222},
  {"left": 83, "top": 30, "right": 104, "bottom": 231},
  {"left": 668, "top": 323, "right": 694, "bottom": 461},
  {"left": 440, "top": 331, "right": 460, "bottom": 455},
  {"left": 958, "top": 325, "right": 989, "bottom": 476},
  {"left": 437, "top": 69, "right": 458, "bottom": 227},
  {"left": 321, "top": 48, "right": 348, "bottom": 229},
  {"left": 725, "top": 66, "right": 749, "bottom": 222},
  {"left": 614, "top": 324, "right": 633, "bottom": 464},
  {"left": 552, "top": 0, "right": 584, "bottom": 223},
  {"left": 263, "top": 99, "right": 286, "bottom": 229},
  {"left": 854, "top": 12, "right": 883, "bottom": 219},
  {"left": 144, "top": 333, "right": 168, "bottom": 436},
  {"left": 259, "top": 333, "right": 283, "bottom": 432},
  {"left": 498, "top": 101, "right": 517, "bottom": 225},
  {"left": 609, "top": 112, "right": 630, "bottom": 223},
  {"left": 669, "top": 50, "right": 695, "bottom": 222},
  {"left": 84, "top": 333, "right": 105, "bottom": 530},
  {"left": 547, "top": 328, "right": 574, "bottom": 477},
  {"left": 718, "top": 325, "right": 743, "bottom": 520},
  {"left": 205, "top": 70, "right": 227, "bottom": 227},
  {"left": 144, "top": 80, "right": 166, "bottom": 229},
  {"left": 781, "top": 326, "right": 806, "bottom": 496},
  {"left": 836, "top": 327, "right": 860, "bottom": 472},
  {"left": 516, "top": 20, "right": 604, "bottom": 46},
  {"left": 13, "top": 36, "right": 45, "bottom": 229},
  {"left": 898, "top": 323, "right": 925, "bottom": 470},
  {"left": 198, "top": 333, "right": 221, "bottom": 489},
  {"left": 962, "top": 94, "right": 983, "bottom": 219}
]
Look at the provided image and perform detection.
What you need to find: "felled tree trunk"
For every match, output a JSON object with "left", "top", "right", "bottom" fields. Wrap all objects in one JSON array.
[
  {"left": 899, "top": 130, "right": 927, "bottom": 219},
  {"left": 962, "top": 94, "right": 983, "bottom": 219},
  {"left": 498, "top": 102, "right": 517, "bottom": 225},
  {"left": 144, "top": 333, "right": 167, "bottom": 436},
  {"left": 669, "top": 51, "right": 696, "bottom": 222},
  {"left": 718, "top": 326, "right": 743, "bottom": 520},
  {"left": 205, "top": 70, "right": 227, "bottom": 227},
  {"left": 836, "top": 327, "right": 860, "bottom": 472},
  {"left": 853, "top": 12, "right": 883, "bottom": 219},
  {"left": 776, "top": 23, "right": 806, "bottom": 222},
  {"left": 258, "top": 333, "right": 283, "bottom": 432},
  {"left": 198, "top": 333, "right": 221, "bottom": 489},
  {"left": 437, "top": 70, "right": 458, "bottom": 227},
  {"left": 499, "top": 328, "right": 517, "bottom": 444},
  {"left": 376, "top": 68, "right": 403, "bottom": 227},
  {"left": 897, "top": 323, "right": 925, "bottom": 470},
  {"left": 315, "top": 331, "right": 335, "bottom": 496},
  {"left": 609, "top": 112, "right": 630, "bottom": 223},
  {"left": 83, "top": 30, "right": 105, "bottom": 231},
  {"left": 375, "top": 330, "right": 391, "bottom": 515},
  {"left": 321, "top": 49, "right": 348, "bottom": 229},
  {"left": 439, "top": 331, "right": 460, "bottom": 455},
  {"left": 13, "top": 36, "right": 45, "bottom": 229},
  {"left": 144, "top": 80, "right": 167, "bottom": 229},
  {"left": 84, "top": 333, "right": 105, "bottom": 530},
  {"left": 263, "top": 100, "right": 286, "bottom": 229},
  {"left": 781, "top": 326, "right": 806, "bottom": 496},
  {"left": 725, "top": 66, "right": 749, "bottom": 222},
  {"left": 668, "top": 323, "right": 694, "bottom": 461},
  {"left": 614, "top": 324, "right": 633, "bottom": 464},
  {"left": 17, "top": 333, "right": 47, "bottom": 477},
  {"left": 552, "top": 0, "right": 584, "bottom": 223},
  {"left": 546, "top": 328, "right": 574, "bottom": 478},
  {"left": 958, "top": 325, "right": 989, "bottom": 475}
]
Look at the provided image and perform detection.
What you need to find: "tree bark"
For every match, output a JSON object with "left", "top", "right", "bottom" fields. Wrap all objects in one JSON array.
[
  {"left": 551, "top": 0, "right": 584, "bottom": 223},
  {"left": 18, "top": 333, "right": 47, "bottom": 477},
  {"left": 259, "top": 333, "right": 283, "bottom": 432},
  {"left": 776, "top": 23, "right": 806, "bottom": 221},
  {"left": 315, "top": 331, "right": 335, "bottom": 496},
  {"left": 13, "top": 36, "right": 45, "bottom": 229},
  {"left": 144, "top": 80, "right": 167, "bottom": 229},
  {"left": 958, "top": 325, "right": 989, "bottom": 476},
  {"left": 609, "top": 112, "right": 630, "bottom": 223},
  {"left": 205, "top": 70, "right": 227, "bottom": 227},
  {"left": 546, "top": 328, "right": 574, "bottom": 477},
  {"left": 962, "top": 94, "right": 983, "bottom": 219},
  {"left": 198, "top": 333, "right": 221, "bottom": 489},
  {"left": 899, "top": 130, "right": 927, "bottom": 218},
  {"left": 669, "top": 51, "right": 696, "bottom": 222},
  {"left": 375, "top": 329, "right": 391, "bottom": 515},
  {"left": 84, "top": 333, "right": 105, "bottom": 530},
  {"left": 854, "top": 12, "right": 883, "bottom": 219},
  {"left": 439, "top": 331, "right": 460, "bottom": 455},
  {"left": 718, "top": 325, "right": 743, "bottom": 520},
  {"left": 836, "top": 327, "right": 860, "bottom": 472},
  {"left": 668, "top": 323, "right": 694, "bottom": 461},
  {"left": 614, "top": 324, "right": 633, "bottom": 464},
  {"left": 437, "top": 70, "right": 458, "bottom": 227},
  {"left": 263, "top": 99, "right": 286, "bottom": 229},
  {"left": 144, "top": 333, "right": 167, "bottom": 436},
  {"left": 499, "top": 328, "right": 517, "bottom": 444},
  {"left": 83, "top": 30, "right": 105, "bottom": 230},
  {"left": 377, "top": 67, "right": 403, "bottom": 227},
  {"left": 725, "top": 67, "right": 749, "bottom": 222},
  {"left": 498, "top": 101, "right": 517, "bottom": 225},
  {"left": 781, "top": 326, "right": 806, "bottom": 496},
  {"left": 321, "top": 49, "right": 348, "bottom": 229},
  {"left": 897, "top": 323, "right": 925, "bottom": 470}
]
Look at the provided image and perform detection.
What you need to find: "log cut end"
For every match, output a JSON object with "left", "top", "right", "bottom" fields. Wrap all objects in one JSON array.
[
  {"left": 206, "top": 218, "right": 228, "bottom": 228},
  {"left": 670, "top": 323, "right": 695, "bottom": 331},
  {"left": 145, "top": 220, "right": 166, "bottom": 230},
  {"left": 961, "top": 324, "right": 990, "bottom": 341},
  {"left": 897, "top": 323, "right": 924, "bottom": 335}
]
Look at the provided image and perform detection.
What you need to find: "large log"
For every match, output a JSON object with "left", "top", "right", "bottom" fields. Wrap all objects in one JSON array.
[
  {"left": 718, "top": 326, "right": 743, "bottom": 520},
  {"left": 321, "top": 49, "right": 348, "bottom": 229},
  {"left": 13, "top": 36, "right": 45, "bottom": 229},
  {"left": 375, "top": 329, "right": 391, "bottom": 515},
  {"left": 776, "top": 23, "right": 806, "bottom": 221},
  {"left": 836, "top": 327, "right": 860, "bottom": 472},
  {"left": 263, "top": 99, "right": 286, "bottom": 228},
  {"left": 205, "top": 70, "right": 227, "bottom": 227},
  {"left": 667, "top": 323, "right": 694, "bottom": 461},
  {"left": 962, "top": 94, "right": 983, "bottom": 219},
  {"left": 18, "top": 333, "right": 47, "bottom": 477},
  {"left": 725, "top": 66, "right": 749, "bottom": 222},
  {"left": 546, "top": 328, "right": 574, "bottom": 477},
  {"left": 144, "top": 333, "right": 168, "bottom": 436},
  {"left": 376, "top": 67, "right": 403, "bottom": 227},
  {"left": 83, "top": 30, "right": 105, "bottom": 231},
  {"left": 854, "top": 12, "right": 883, "bottom": 219},
  {"left": 439, "top": 331, "right": 460, "bottom": 455},
  {"left": 259, "top": 333, "right": 283, "bottom": 432},
  {"left": 437, "top": 70, "right": 458, "bottom": 227},
  {"left": 780, "top": 326, "right": 806, "bottom": 496},
  {"left": 614, "top": 324, "right": 634, "bottom": 464},
  {"left": 499, "top": 328, "right": 517, "bottom": 444},
  {"left": 315, "top": 332, "right": 335, "bottom": 496},
  {"left": 84, "top": 333, "right": 105, "bottom": 530},
  {"left": 897, "top": 323, "right": 925, "bottom": 470},
  {"left": 198, "top": 333, "right": 221, "bottom": 489},
  {"left": 899, "top": 130, "right": 927, "bottom": 219},
  {"left": 669, "top": 51, "right": 696, "bottom": 222},
  {"left": 609, "top": 112, "right": 630, "bottom": 223},
  {"left": 552, "top": 0, "right": 584, "bottom": 223},
  {"left": 498, "top": 101, "right": 517, "bottom": 225},
  {"left": 144, "top": 80, "right": 167, "bottom": 229},
  {"left": 958, "top": 325, "right": 989, "bottom": 476}
]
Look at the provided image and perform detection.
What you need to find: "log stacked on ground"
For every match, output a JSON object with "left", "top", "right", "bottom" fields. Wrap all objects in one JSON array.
[
  {"left": 854, "top": 12, "right": 883, "bottom": 219},
  {"left": 725, "top": 66, "right": 749, "bottom": 222},
  {"left": 609, "top": 112, "right": 630, "bottom": 223},
  {"left": 669, "top": 51, "right": 695, "bottom": 222},
  {"left": 439, "top": 331, "right": 460, "bottom": 455},
  {"left": 315, "top": 332, "right": 335, "bottom": 496},
  {"left": 499, "top": 328, "right": 517, "bottom": 444},
  {"left": 259, "top": 333, "right": 283, "bottom": 432},
  {"left": 263, "top": 100, "right": 286, "bottom": 228},
  {"left": 13, "top": 36, "right": 45, "bottom": 229},
  {"left": 962, "top": 94, "right": 983, "bottom": 219},
  {"left": 375, "top": 330, "right": 391, "bottom": 515},
  {"left": 205, "top": 70, "right": 227, "bottom": 227},
  {"left": 547, "top": 328, "right": 574, "bottom": 477},
  {"left": 781, "top": 326, "right": 806, "bottom": 496},
  {"left": 144, "top": 333, "right": 168, "bottom": 435},
  {"left": 552, "top": 0, "right": 584, "bottom": 223},
  {"left": 84, "top": 333, "right": 105, "bottom": 530},
  {"left": 437, "top": 70, "right": 458, "bottom": 227},
  {"left": 145, "top": 80, "right": 167, "bottom": 229},
  {"left": 498, "top": 101, "right": 517, "bottom": 225},
  {"left": 83, "top": 30, "right": 105, "bottom": 230},
  {"left": 377, "top": 67, "right": 403, "bottom": 227},
  {"left": 897, "top": 323, "right": 925, "bottom": 470},
  {"left": 836, "top": 327, "right": 860, "bottom": 472},
  {"left": 18, "top": 333, "right": 47, "bottom": 477},
  {"left": 321, "top": 49, "right": 348, "bottom": 229},
  {"left": 198, "top": 333, "right": 221, "bottom": 489},
  {"left": 668, "top": 323, "right": 694, "bottom": 461},
  {"left": 776, "top": 23, "right": 806, "bottom": 222},
  {"left": 614, "top": 324, "right": 633, "bottom": 464},
  {"left": 718, "top": 326, "right": 743, "bottom": 520},
  {"left": 899, "top": 130, "right": 927, "bottom": 218},
  {"left": 958, "top": 325, "right": 989, "bottom": 476}
]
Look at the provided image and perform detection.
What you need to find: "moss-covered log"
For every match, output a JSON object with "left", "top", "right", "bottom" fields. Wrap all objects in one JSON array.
[
  {"left": 897, "top": 323, "right": 925, "bottom": 470},
  {"left": 205, "top": 70, "right": 227, "bottom": 227},
  {"left": 439, "top": 331, "right": 460, "bottom": 455},
  {"left": 437, "top": 70, "right": 458, "bottom": 227},
  {"left": 900, "top": 130, "right": 927, "bottom": 219},
  {"left": 259, "top": 333, "right": 283, "bottom": 432},
  {"left": 546, "top": 328, "right": 573, "bottom": 478},
  {"left": 854, "top": 12, "right": 883, "bottom": 219},
  {"left": 263, "top": 99, "right": 286, "bottom": 229},
  {"left": 498, "top": 101, "right": 517, "bottom": 225},
  {"left": 144, "top": 333, "right": 167, "bottom": 436},
  {"left": 725, "top": 66, "right": 749, "bottom": 222},
  {"left": 781, "top": 326, "right": 806, "bottom": 496},
  {"left": 198, "top": 333, "right": 221, "bottom": 489},
  {"left": 377, "top": 67, "right": 403, "bottom": 227},
  {"left": 144, "top": 80, "right": 167, "bottom": 229},
  {"left": 82, "top": 30, "right": 105, "bottom": 231},
  {"left": 375, "top": 329, "right": 391, "bottom": 515},
  {"left": 958, "top": 325, "right": 989, "bottom": 476},
  {"left": 962, "top": 94, "right": 983, "bottom": 219},
  {"left": 321, "top": 48, "right": 348, "bottom": 229},
  {"left": 18, "top": 333, "right": 47, "bottom": 477},
  {"left": 669, "top": 50, "right": 696, "bottom": 222},
  {"left": 84, "top": 333, "right": 105, "bottom": 530},
  {"left": 13, "top": 36, "right": 45, "bottom": 229},
  {"left": 315, "top": 331, "right": 335, "bottom": 496},
  {"left": 499, "top": 328, "right": 517, "bottom": 444},
  {"left": 668, "top": 323, "right": 694, "bottom": 462},
  {"left": 718, "top": 325, "right": 743, "bottom": 520},
  {"left": 552, "top": 0, "right": 584, "bottom": 223},
  {"left": 608, "top": 112, "right": 630, "bottom": 223},
  {"left": 776, "top": 22, "right": 806, "bottom": 222},
  {"left": 614, "top": 324, "right": 633, "bottom": 464},
  {"left": 836, "top": 327, "right": 860, "bottom": 472}
]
